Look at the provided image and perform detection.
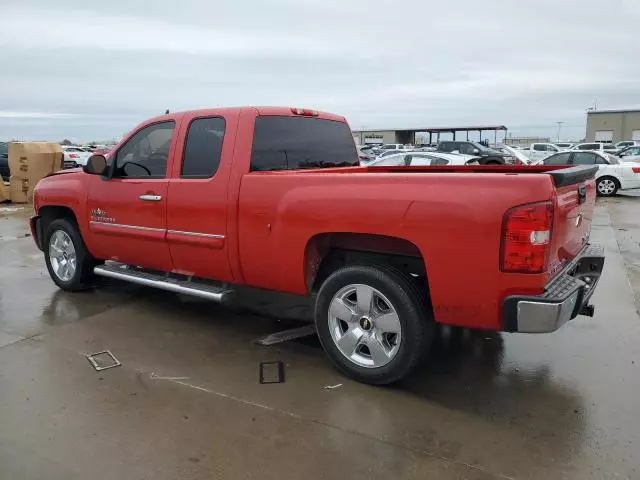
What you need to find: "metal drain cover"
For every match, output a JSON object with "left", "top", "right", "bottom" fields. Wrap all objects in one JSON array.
[{"left": 86, "top": 350, "right": 121, "bottom": 371}]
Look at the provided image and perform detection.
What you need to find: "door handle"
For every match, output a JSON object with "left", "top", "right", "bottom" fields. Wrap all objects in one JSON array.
[{"left": 139, "top": 194, "right": 162, "bottom": 202}]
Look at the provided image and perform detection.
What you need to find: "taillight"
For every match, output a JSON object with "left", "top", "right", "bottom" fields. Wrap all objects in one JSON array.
[
  {"left": 501, "top": 201, "right": 553, "bottom": 273},
  {"left": 632, "top": 167, "right": 640, "bottom": 173},
  {"left": 291, "top": 107, "right": 318, "bottom": 117}
]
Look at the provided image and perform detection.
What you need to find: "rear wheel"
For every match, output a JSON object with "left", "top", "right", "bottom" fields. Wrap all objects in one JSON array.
[
  {"left": 44, "top": 218, "right": 96, "bottom": 291},
  {"left": 596, "top": 176, "right": 619, "bottom": 196},
  {"left": 315, "top": 265, "right": 434, "bottom": 385}
]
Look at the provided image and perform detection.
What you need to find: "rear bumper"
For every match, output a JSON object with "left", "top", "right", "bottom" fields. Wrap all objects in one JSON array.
[
  {"left": 502, "top": 244, "right": 605, "bottom": 333},
  {"left": 30, "top": 215, "right": 44, "bottom": 251}
]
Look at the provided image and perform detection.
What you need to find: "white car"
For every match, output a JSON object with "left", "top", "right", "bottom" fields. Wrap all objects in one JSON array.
[
  {"left": 366, "top": 151, "right": 480, "bottom": 167},
  {"left": 62, "top": 146, "right": 92, "bottom": 168},
  {"left": 540, "top": 150, "right": 640, "bottom": 196},
  {"left": 618, "top": 145, "right": 640, "bottom": 162},
  {"left": 524, "top": 143, "right": 563, "bottom": 162},
  {"left": 499, "top": 145, "right": 534, "bottom": 164},
  {"left": 614, "top": 140, "right": 640, "bottom": 149},
  {"left": 377, "top": 144, "right": 406, "bottom": 151}
]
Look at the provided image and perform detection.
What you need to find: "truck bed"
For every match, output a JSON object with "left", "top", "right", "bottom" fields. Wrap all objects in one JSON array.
[{"left": 264, "top": 164, "right": 598, "bottom": 188}]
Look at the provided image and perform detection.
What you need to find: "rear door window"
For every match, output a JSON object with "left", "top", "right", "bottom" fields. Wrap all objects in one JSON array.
[
  {"left": 251, "top": 116, "right": 358, "bottom": 171},
  {"left": 544, "top": 152, "right": 571, "bottom": 165},
  {"left": 572, "top": 152, "right": 597, "bottom": 165},
  {"left": 181, "top": 117, "right": 225, "bottom": 178}
]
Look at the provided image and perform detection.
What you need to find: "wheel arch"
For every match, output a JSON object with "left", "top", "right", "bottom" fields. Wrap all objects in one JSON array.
[
  {"left": 304, "top": 232, "right": 430, "bottom": 294},
  {"left": 39, "top": 205, "right": 79, "bottom": 230}
]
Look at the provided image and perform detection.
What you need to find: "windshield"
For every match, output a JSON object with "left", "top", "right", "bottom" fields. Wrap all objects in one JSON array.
[{"left": 470, "top": 142, "right": 492, "bottom": 152}]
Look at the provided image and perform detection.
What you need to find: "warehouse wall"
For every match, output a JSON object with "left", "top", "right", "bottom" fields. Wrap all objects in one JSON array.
[{"left": 586, "top": 111, "right": 640, "bottom": 142}]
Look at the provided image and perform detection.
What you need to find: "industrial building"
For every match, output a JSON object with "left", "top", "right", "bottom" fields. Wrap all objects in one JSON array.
[
  {"left": 586, "top": 109, "right": 640, "bottom": 143},
  {"left": 352, "top": 125, "right": 508, "bottom": 146}
]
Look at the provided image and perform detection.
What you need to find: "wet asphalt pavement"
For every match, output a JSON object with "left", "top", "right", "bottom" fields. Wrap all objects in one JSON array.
[{"left": 0, "top": 195, "right": 639, "bottom": 480}]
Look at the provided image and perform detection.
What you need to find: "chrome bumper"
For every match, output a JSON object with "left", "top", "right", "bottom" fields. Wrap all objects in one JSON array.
[{"left": 502, "top": 244, "right": 605, "bottom": 333}]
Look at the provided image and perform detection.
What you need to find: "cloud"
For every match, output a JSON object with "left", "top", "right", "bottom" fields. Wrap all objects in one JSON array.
[{"left": 1, "top": 0, "right": 640, "bottom": 141}]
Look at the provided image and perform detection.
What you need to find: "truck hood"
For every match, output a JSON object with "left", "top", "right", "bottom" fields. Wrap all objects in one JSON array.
[{"left": 50, "top": 167, "right": 82, "bottom": 176}]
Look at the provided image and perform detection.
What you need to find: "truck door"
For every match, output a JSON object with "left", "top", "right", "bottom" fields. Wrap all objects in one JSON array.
[
  {"left": 165, "top": 112, "right": 236, "bottom": 282},
  {"left": 86, "top": 120, "right": 176, "bottom": 271}
]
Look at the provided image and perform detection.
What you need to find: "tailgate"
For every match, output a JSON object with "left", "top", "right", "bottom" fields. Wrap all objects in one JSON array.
[{"left": 547, "top": 165, "right": 598, "bottom": 279}]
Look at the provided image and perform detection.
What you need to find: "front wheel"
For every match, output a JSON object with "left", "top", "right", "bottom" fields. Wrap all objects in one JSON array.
[
  {"left": 315, "top": 265, "right": 434, "bottom": 385},
  {"left": 596, "top": 177, "right": 619, "bottom": 197},
  {"left": 44, "top": 218, "right": 96, "bottom": 291}
]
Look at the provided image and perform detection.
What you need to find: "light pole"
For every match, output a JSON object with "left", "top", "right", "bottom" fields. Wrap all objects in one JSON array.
[{"left": 556, "top": 121, "right": 563, "bottom": 141}]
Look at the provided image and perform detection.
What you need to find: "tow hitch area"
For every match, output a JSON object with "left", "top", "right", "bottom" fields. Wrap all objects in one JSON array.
[{"left": 580, "top": 304, "right": 595, "bottom": 317}]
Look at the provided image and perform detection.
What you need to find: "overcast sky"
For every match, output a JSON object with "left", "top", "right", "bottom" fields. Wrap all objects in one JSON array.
[{"left": 1, "top": 0, "right": 639, "bottom": 143}]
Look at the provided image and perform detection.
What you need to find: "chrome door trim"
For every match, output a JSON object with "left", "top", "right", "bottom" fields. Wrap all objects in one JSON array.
[
  {"left": 167, "top": 229, "right": 225, "bottom": 239},
  {"left": 90, "top": 221, "right": 165, "bottom": 232}
]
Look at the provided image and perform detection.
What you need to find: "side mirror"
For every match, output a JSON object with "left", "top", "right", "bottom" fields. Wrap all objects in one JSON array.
[
  {"left": 472, "top": 148, "right": 480, "bottom": 154},
  {"left": 83, "top": 154, "right": 108, "bottom": 176}
]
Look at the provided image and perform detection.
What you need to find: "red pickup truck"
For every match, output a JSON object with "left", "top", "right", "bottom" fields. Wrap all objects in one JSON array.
[{"left": 30, "top": 107, "right": 605, "bottom": 384}]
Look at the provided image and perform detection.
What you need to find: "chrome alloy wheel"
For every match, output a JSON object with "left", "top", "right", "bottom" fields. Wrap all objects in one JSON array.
[
  {"left": 597, "top": 178, "right": 616, "bottom": 195},
  {"left": 328, "top": 284, "right": 402, "bottom": 368},
  {"left": 49, "top": 230, "right": 77, "bottom": 282}
]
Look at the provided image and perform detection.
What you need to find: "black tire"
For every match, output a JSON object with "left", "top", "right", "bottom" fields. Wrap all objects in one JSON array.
[
  {"left": 314, "top": 265, "right": 434, "bottom": 385},
  {"left": 44, "top": 218, "right": 96, "bottom": 291},
  {"left": 596, "top": 176, "right": 619, "bottom": 197}
]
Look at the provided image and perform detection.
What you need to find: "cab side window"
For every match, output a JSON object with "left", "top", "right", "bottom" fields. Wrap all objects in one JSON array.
[
  {"left": 114, "top": 121, "right": 175, "bottom": 178},
  {"left": 181, "top": 117, "right": 225, "bottom": 178},
  {"left": 458, "top": 143, "right": 475, "bottom": 155}
]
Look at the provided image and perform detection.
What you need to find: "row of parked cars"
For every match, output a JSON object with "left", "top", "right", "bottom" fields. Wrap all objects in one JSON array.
[
  {"left": 358, "top": 141, "right": 517, "bottom": 166},
  {"left": 358, "top": 140, "right": 640, "bottom": 197}
]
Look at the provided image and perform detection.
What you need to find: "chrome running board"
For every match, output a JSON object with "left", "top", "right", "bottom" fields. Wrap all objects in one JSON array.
[{"left": 94, "top": 262, "right": 233, "bottom": 302}]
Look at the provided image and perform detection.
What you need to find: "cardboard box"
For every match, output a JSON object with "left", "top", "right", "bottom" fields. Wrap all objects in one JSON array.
[
  {"left": 7, "top": 143, "right": 62, "bottom": 203},
  {"left": 8, "top": 142, "right": 62, "bottom": 182},
  {"left": 0, "top": 181, "right": 9, "bottom": 203},
  {"left": 9, "top": 175, "right": 29, "bottom": 204}
]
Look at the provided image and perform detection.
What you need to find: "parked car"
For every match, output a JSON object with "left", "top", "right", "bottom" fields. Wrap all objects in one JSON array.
[
  {"left": 356, "top": 146, "right": 374, "bottom": 162},
  {"left": 571, "top": 142, "right": 607, "bottom": 152},
  {"left": 618, "top": 145, "right": 640, "bottom": 162},
  {"left": 62, "top": 146, "right": 92, "bottom": 169},
  {"left": 376, "top": 149, "right": 410, "bottom": 159},
  {"left": 540, "top": 150, "right": 640, "bottom": 196},
  {"left": 522, "top": 143, "right": 563, "bottom": 163},
  {"left": 0, "top": 142, "right": 9, "bottom": 181},
  {"left": 30, "top": 106, "right": 604, "bottom": 385},
  {"left": 378, "top": 144, "right": 405, "bottom": 151},
  {"left": 436, "top": 141, "right": 511, "bottom": 164},
  {"left": 498, "top": 145, "right": 533, "bottom": 165},
  {"left": 554, "top": 142, "right": 574, "bottom": 149},
  {"left": 366, "top": 151, "right": 481, "bottom": 167},
  {"left": 614, "top": 140, "right": 640, "bottom": 149}
]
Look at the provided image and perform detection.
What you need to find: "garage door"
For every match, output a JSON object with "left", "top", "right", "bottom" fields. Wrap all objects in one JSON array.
[
  {"left": 632, "top": 130, "right": 640, "bottom": 141},
  {"left": 594, "top": 130, "right": 613, "bottom": 142}
]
